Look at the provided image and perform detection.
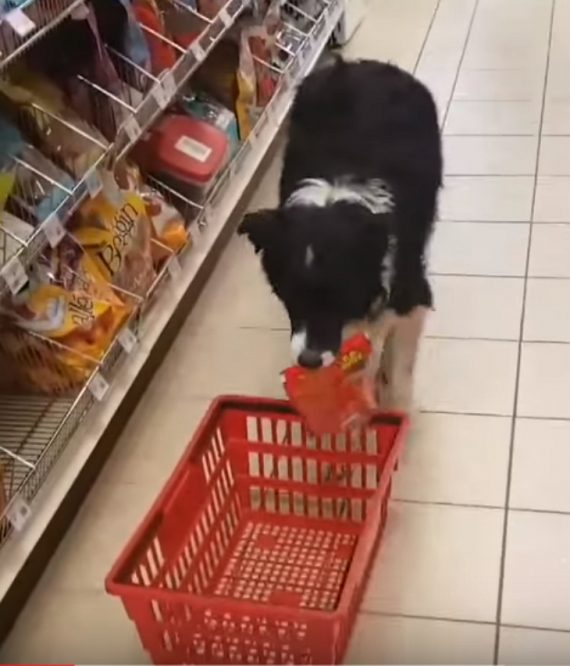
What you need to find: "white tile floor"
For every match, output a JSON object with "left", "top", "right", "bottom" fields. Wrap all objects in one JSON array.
[{"left": 4, "top": 0, "right": 570, "bottom": 663}]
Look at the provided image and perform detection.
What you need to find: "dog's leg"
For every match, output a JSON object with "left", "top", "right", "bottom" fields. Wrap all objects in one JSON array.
[
  {"left": 363, "top": 310, "right": 397, "bottom": 401},
  {"left": 383, "top": 306, "right": 428, "bottom": 412}
]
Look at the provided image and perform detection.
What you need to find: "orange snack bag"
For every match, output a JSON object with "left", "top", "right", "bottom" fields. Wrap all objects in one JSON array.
[{"left": 282, "top": 333, "right": 377, "bottom": 434}]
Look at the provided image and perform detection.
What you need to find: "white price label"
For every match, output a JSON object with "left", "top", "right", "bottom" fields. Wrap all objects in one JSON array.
[
  {"left": 71, "top": 2, "right": 90, "bottom": 20},
  {"left": 190, "top": 41, "right": 206, "bottom": 62},
  {"left": 168, "top": 255, "right": 182, "bottom": 279},
  {"left": 161, "top": 71, "right": 177, "bottom": 103},
  {"left": 203, "top": 204, "right": 214, "bottom": 226},
  {"left": 85, "top": 169, "right": 103, "bottom": 199},
  {"left": 152, "top": 82, "right": 169, "bottom": 109},
  {"left": 124, "top": 115, "right": 142, "bottom": 143},
  {"left": 6, "top": 8, "right": 35, "bottom": 36},
  {"left": 283, "top": 68, "right": 294, "bottom": 90},
  {"left": 249, "top": 128, "right": 259, "bottom": 147},
  {"left": 219, "top": 7, "right": 232, "bottom": 27},
  {"left": 1, "top": 256, "right": 28, "bottom": 294},
  {"left": 266, "top": 103, "right": 278, "bottom": 126},
  {"left": 43, "top": 214, "right": 65, "bottom": 248},
  {"left": 7, "top": 496, "right": 31, "bottom": 532},
  {"left": 118, "top": 327, "right": 137, "bottom": 354},
  {"left": 88, "top": 371, "right": 109, "bottom": 401}
]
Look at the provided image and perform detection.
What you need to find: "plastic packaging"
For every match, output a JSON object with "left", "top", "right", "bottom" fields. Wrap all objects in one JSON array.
[
  {"left": 71, "top": 170, "right": 156, "bottom": 297},
  {"left": 134, "top": 114, "right": 229, "bottom": 203},
  {"left": 282, "top": 333, "right": 378, "bottom": 434}
]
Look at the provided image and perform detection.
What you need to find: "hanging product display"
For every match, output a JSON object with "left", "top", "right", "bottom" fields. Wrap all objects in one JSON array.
[{"left": 0, "top": 0, "right": 347, "bottom": 650}]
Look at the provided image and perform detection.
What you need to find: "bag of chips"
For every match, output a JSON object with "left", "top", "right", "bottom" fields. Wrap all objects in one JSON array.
[
  {"left": 71, "top": 170, "right": 157, "bottom": 298},
  {"left": 118, "top": 164, "right": 188, "bottom": 265},
  {"left": 0, "top": 239, "right": 129, "bottom": 394},
  {"left": 236, "top": 1, "right": 281, "bottom": 139},
  {"left": 282, "top": 333, "right": 377, "bottom": 434},
  {"left": 0, "top": 65, "right": 108, "bottom": 178}
]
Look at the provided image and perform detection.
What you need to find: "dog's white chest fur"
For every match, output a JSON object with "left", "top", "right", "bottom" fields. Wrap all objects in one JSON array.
[{"left": 285, "top": 177, "right": 395, "bottom": 215}]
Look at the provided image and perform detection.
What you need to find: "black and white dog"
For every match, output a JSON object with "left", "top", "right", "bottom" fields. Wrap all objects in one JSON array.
[{"left": 239, "top": 57, "right": 442, "bottom": 410}]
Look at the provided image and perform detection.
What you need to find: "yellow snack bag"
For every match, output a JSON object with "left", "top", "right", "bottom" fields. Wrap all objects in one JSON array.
[
  {"left": 119, "top": 164, "right": 189, "bottom": 265},
  {"left": 236, "top": 30, "right": 257, "bottom": 140},
  {"left": 72, "top": 171, "right": 157, "bottom": 297},
  {"left": 0, "top": 239, "right": 129, "bottom": 394}
]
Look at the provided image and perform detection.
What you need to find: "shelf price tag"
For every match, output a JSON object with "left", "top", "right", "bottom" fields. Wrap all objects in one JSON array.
[
  {"left": 167, "top": 255, "right": 182, "bottom": 279},
  {"left": 202, "top": 203, "right": 214, "bottom": 226},
  {"left": 283, "top": 67, "right": 293, "bottom": 90},
  {"left": 161, "top": 71, "right": 177, "bottom": 103},
  {"left": 71, "top": 2, "right": 90, "bottom": 20},
  {"left": 7, "top": 496, "right": 32, "bottom": 532},
  {"left": 85, "top": 168, "right": 103, "bottom": 199},
  {"left": 124, "top": 115, "right": 142, "bottom": 143},
  {"left": 152, "top": 82, "right": 169, "bottom": 110},
  {"left": 88, "top": 371, "right": 110, "bottom": 401},
  {"left": 5, "top": 8, "right": 35, "bottom": 36},
  {"left": 300, "top": 40, "right": 312, "bottom": 66},
  {"left": 118, "top": 327, "right": 138, "bottom": 354},
  {"left": 190, "top": 41, "right": 207, "bottom": 63},
  {"left": 43, "top": 213, "right": 66, "bottom": 248},
  {"left": 266, "top": 102, "right": 278, "bottom": 126},
  {"left": 1, "top": 256, "right": 28, "bottom": 295},
  {"left": 219, "top": 7, "right": 232, "bottom": 27}
]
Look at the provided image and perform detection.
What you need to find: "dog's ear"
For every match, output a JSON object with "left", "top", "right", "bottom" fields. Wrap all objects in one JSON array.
[{"left": 238, "top": 209, "right": 281, "bottom": 254}]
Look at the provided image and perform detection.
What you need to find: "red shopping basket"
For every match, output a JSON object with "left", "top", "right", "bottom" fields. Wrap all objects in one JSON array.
[{"left": 106, "top": 396, "right": 407, "bottom": 665}]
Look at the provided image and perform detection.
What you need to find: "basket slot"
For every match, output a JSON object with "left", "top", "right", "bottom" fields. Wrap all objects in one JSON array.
[
  {"left": 229, "top": 437, "right": 392, "bottom": 475},
  {"left": 152, "top": 453, "right": 242, "bottom": 595}
]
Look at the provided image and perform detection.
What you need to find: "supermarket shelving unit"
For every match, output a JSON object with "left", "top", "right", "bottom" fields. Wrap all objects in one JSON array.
[{"left": 0, "top": 0, "right": 345, "bottom": 636}]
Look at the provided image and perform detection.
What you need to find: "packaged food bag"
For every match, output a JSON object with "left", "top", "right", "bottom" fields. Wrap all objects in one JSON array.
[
  {"left": 236, "top": 1, "right": 281, "bottom": 138},
  {"left": 282, "top": 333, "right": 378, "bottom": 434},
  {"left": 182, "top": 91, "right": 240, "bottom": 156},
  {"left": 0, "top": 65, "right": 108, "bottom": 178},
  {"left": 119, "top": 163, "right": 189, "bottom": 265},
  {"left": 71, "top": 170, "right": 157, "bottom": 298},
  {"left": 132, "top": 0, "right": 177, "bottom": 75},
  {"left": 0, "top": 116, "right": 75, "bottom": 224},
  {"left": 0, "top": 239, "right": 129, "bottom": 394}
]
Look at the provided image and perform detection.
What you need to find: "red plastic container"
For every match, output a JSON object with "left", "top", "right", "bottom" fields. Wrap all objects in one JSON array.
[
  {"left": 135, "top": 114, "right": 229, "bottom": 201},
  {"left": 106, "top": 396, "right": 407, "bottom": 664}
]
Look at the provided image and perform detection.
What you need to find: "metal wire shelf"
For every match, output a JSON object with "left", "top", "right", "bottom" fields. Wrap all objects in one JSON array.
[
  {"left": 0, "top": 0, "right": 248, "bottom": 299},
  {"left": 0, "top": 0, "right": 84, "bottom": 71},
  {"left": 0, "top": 0, "right": 342, "bottom": 547}
]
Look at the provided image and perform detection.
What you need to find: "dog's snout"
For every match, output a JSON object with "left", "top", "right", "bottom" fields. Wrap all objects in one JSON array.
[{"left": 298, "top": 349, "right": 323, "bottom": 369}]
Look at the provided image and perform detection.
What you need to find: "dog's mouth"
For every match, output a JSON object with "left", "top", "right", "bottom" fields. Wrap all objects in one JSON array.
[{"left": 290, "top": 327, "right": 339, "bottom": 369}]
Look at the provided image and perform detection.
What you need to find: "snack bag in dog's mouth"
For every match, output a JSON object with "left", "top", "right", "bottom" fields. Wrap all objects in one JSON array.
[{"left": 282, "top": 333, "right": 377, "bottom": 434}]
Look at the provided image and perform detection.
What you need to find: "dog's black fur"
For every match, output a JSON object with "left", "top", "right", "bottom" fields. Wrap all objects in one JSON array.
[{"left": 239, "top": 57, "right": 442, "bottom": 366}]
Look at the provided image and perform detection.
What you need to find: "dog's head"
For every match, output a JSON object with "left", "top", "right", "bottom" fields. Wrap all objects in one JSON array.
[{"left": 239, "top": 204, "right": 389, "bottom": 368}]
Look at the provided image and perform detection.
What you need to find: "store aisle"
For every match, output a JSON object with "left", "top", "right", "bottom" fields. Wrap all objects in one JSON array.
[{"left": 3, "top": 0, "right": 570, "bottom": 663}]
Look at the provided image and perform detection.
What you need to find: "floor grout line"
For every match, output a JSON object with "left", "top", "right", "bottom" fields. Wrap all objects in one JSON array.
[
  {"left": 444, "top": 172, "right": 537, "bottom": 177},
  {"left": 420, "top": 409, "right": 570, "bottom": 421},
  {"left": 411, "top": 0, "right": 444, "bottom": 76},
  {"left": 393, "top": 498, "right": 570, "bottom": 518},
  {"left": 357, "top": 610, "right": 570, "bottom": 636},
  {"left": 358, "top": 609, "right": 496, "bottom": 627},
  {"left": 492, "top": 2, "right": 556, "bottom": 662},
  {"left": 438, "top": 218, "right": 570, "bottom": 224},
  {"left": 234, "top": 325, "right": 570, "bottom": 345},
  {"left": 445, "top": 134, "right": 537, "bottom": 138},
  {"left": 430, "top": 273, "right": 562, "bottom": 279}
]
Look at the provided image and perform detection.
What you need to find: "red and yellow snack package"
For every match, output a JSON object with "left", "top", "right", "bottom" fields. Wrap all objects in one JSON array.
[{"left": 282, "top": 333, "right": 377, "bottom": 434}]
